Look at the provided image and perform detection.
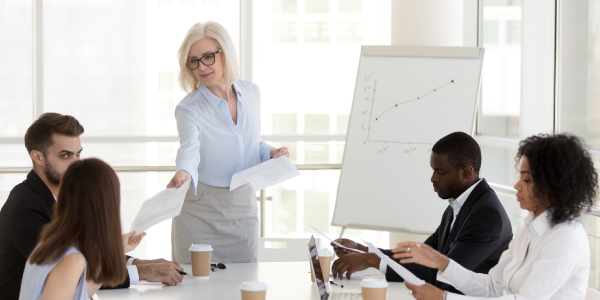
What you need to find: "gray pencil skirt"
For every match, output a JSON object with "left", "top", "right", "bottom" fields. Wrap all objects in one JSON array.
[{"left": 171, "top": 181, "right": 258, "bottom": 264}]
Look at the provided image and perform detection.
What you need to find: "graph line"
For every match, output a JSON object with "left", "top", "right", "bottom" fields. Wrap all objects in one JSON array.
[
  {"left": 366, "top": 80, "right": 377, "bottom": 141},
  {"left": 374, "top": 80, "right": 454, "bottom": 121}
]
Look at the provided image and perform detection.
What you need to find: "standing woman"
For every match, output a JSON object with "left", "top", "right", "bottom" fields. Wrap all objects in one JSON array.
[
  {"left": 168, "top": 21, "right": 289, "bottom": 264},
  {"left": 393, "top": 134, "right": 597, "bottom": 300},
  {"left": 19, "top": 158, "right": 143, "bottom": 299}
]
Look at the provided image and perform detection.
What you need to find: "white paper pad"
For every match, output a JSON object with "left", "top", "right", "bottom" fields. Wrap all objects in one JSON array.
[
  {"left": 229, "top": 156, "right": 300, "bottom": 191},
  {"left": 361, "top": 239, "right": 425, "bottom": 285},
  {"left": 344, "top": 267, "right": 382, "bottom": 277},
  {"left": 130, "top": 180, "right": 190, "bottom": 234},
  {"left": 305, "top": 223, "right": 365, "bottom": 253}
]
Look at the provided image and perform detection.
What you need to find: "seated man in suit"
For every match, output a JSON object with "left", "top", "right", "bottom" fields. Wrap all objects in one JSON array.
[
  {"left": 0, "top": 113, "right": 184, "bottom": 300},
  {"left": 331, "top": 132, "right": 513, "bottom": 294}
]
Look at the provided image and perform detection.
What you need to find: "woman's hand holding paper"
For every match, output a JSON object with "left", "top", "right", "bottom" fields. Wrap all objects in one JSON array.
[
  {"left": 404, "top": 282, "right": 444, "bottom": 300},
  {"left": 122, "top": 231, "right": 146, "bottom": 253}
]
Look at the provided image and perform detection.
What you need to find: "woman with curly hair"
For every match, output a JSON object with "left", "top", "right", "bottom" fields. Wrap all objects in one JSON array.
[{"left": 391, "top": 134, "right": 597, "bottom": 300}]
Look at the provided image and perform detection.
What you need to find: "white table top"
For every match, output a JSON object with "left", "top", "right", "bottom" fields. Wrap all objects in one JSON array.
[{"left": 97, "top": 262, "right": 414, "bottom": 300}]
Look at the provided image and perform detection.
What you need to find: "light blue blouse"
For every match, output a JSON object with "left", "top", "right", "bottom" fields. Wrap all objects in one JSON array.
[
  {"left": 175, "top": 79, "right": 273, "bottom": 193},
  {"left": 19, "top": 246, "right": 88, "bottom": 300}
]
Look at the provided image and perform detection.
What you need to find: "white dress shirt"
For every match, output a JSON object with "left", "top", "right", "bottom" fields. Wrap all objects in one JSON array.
[
  {"left": 375, "top": 180, "right": 482, "bottom": 273},
  {"left": 439, "top": 210, "right": 590, "bottom": 300},
  {"left": 175, "top": 80, "right": 274, "bottom": 194},
  {"left": 448, "top": 179, "right": 482, "bottom": 230},
  {"left": 126, "top": 257, "right": 139, "bottom": 284}
]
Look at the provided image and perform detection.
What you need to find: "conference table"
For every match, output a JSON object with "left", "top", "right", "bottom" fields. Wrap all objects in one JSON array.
[{"left": 97, "top": 262, "right": 415, "bottom": 300}]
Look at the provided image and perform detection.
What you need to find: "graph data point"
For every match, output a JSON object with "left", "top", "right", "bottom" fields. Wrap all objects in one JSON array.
[
  {"left": 395, "top": 104, "right": 397, "bottom": 107},
  {"left": 434, "top": 89, "right": 436, "bottom": 91},
  {"left": 375, "top": 118, "right": 378, "bottom": 121},
  {"left": 451, "top": 80, "right": 454, "bottom": 82}
]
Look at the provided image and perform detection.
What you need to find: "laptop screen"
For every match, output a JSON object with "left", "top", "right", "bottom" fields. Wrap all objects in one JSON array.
[{"left": 308, "top": 235, "right": 327, "bottom": 299}]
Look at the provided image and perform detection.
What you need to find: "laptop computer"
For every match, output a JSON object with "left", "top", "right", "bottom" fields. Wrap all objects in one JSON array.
[{"left": 308, "top": 235, "right": 363, "bottom": 300}]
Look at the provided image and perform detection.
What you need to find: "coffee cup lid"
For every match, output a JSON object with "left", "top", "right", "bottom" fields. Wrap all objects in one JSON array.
[
  {"left": 240, "top": 281, "right": 267, "bottom": 291},
  {"left": 361, "top": 278, "right": 388, "bottom": 288},
  {"left": 189, "top": 243, "right": 213, "bottom": 251},
  {"left": 317, "top": 249, "right": 332, "bottom": 256}
]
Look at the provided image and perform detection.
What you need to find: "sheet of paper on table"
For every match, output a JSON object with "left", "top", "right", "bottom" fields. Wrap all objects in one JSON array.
[
  {"left": 361, "top": 239, "right": 425, "bottom": 286},
  {"left": 229, "top": 156, "right": 300, "bottom": 191},
  {"left": 130, "top": 180, "right": 190, "bottom": 234}
]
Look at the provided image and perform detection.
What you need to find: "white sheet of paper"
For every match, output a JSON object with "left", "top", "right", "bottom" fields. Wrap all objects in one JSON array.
[
  {"left": 130, "top": 180, "right": 190, "bottom": 234},
  {"left": 342, "top": 267, "right": 382, "bottom": 277},
  {"left": 361, "top": 239, "right": 425, "bottom": 286},
  {"left": 305, "top": 223, "right": 365, "bottom": 254},
  {"left": 229, "top": 156, "right": 300, "bottom": 191}
]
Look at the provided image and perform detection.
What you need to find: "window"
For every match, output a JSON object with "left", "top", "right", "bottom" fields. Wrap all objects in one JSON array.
[
  {"left": 42, "top": 0, "right": 239, "bottom": 137},
  {"left": 478, "top": 0, "right": 522, "bottom": 139},
  {"left": 0, "top": 1, "right": 33, "bottom": 137},
  {"left": 252, "top": 0, "right": 390, "bottom": 242},
  {"left": 558, "top": 0, "right": 600, "bottom": 148}
]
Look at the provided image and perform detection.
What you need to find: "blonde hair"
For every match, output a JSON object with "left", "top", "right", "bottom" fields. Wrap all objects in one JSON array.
[{"left": 177, "top": 21, "right": 240, "bottom": 93}]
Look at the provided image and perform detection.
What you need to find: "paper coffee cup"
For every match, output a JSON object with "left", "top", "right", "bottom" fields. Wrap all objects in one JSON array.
[
  {"left": 189, "top": 244, "right": 213, "bottom": 278},
  {"left": 361, "top": 278, "right": 388, "bottom": 300},
  {"left": 240, "top": 281, "right": 267, "bottom": 300},
  {"left": 318, "top": 249, "right": 332, "bottom": 282}
]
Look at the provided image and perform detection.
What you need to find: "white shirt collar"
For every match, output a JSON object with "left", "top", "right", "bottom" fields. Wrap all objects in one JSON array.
[
  {"left": 525, "top": 210, "right": 551, "bottom": 237},
  {"left": 448, "top": 178, "right": 483, "bottom": 212}
]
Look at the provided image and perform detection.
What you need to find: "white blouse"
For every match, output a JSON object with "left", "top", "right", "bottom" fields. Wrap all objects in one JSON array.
[{"left": 439, "top": 210, "right": 590, "bottom": 300}]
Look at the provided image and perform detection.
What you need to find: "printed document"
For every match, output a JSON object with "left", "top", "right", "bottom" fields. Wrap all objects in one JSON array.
[
  {"left": 229, "top": 156, "right": 300, "bottom": 191},
  {"left": 361, "top": 239, "right": 425, "bottom": 285},
  {"left": 130, "top": 180, "right": 190, "bottom": 234},
  {"left": 306, "top": 222, "right": 365, "bottom": 253}
]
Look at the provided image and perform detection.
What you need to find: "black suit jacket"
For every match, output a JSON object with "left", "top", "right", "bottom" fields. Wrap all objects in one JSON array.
[
  {"left": 380, "top": 179, "right": 513, "bottom": 294},
  {"left": 0, "top": 170, "right": 131, "bottom": 300}
]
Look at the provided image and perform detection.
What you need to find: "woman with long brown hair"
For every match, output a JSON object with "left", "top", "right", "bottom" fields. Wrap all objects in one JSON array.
[{"left": 19, "top": 158, "right": 144, "bottom": 299}]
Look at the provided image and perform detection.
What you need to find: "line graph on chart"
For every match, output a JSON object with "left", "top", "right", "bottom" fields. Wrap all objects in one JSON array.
[{"left": 359, "top": 73, "right": 455, "bottom": 147}]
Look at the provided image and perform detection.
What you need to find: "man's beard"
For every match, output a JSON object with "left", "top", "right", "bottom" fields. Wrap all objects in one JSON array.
[{"left": 44, "top": 158, "right": 62, "bottom": 186}]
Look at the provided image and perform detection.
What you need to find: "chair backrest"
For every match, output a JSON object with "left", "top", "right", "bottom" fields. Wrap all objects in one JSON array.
[
  {"left": 257, "top": 237, "right": 321, "bottom": 262},
  {"left": 586, "top": 287, "right": 600, "bottom": 300}
]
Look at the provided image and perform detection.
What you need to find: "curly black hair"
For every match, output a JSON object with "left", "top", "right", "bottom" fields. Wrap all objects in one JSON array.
[{"left": 516, "top": 133, "right": 598, "bottom": 227}]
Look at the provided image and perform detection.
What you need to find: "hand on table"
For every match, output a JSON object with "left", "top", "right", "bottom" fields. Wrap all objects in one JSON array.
[
  {"left": 122, "top": 231, "right": 146, "bottom": 253},
  {"left": 331, "top": 253, "right": 380, "bottom": 280},
  {"left": 137, "top": 261, "right": 184, "bottom": 286},
  {"left": 391, "top": 241, "right": 449, "bottom": 271},
  {"left": 331, "top": 238, "right": 368, "bottom": 257},
  {"left": 270, "top": 147, "right": 290, "bottom": 158},
  {"left": 405, "top": 282, "right": 444, "bottom": 300},
  {"left": 167, "top": 170, "right": 191, "bottom": 189}
]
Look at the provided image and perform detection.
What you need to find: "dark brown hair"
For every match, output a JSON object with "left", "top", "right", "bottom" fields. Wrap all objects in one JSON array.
[
  {"left": 29, "top": 158, "right": 126, "bottom": 286},
  {"left": 24, "top": 112, "right": 84, "bottom": 156}
]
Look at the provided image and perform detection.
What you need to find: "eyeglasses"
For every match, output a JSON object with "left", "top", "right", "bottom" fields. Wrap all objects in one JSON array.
[{"left": 186, "top": 49, "right": 222, "bottom": 70}]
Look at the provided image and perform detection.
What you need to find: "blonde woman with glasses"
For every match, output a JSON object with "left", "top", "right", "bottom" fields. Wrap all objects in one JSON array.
[{"left": 167, "top": 21, "right": 290, "bottom": 264}]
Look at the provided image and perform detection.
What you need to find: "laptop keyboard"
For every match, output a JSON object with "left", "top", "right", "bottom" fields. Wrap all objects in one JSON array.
[{"left": 329, "top": 292, "right": 363, "bottom": 300}]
